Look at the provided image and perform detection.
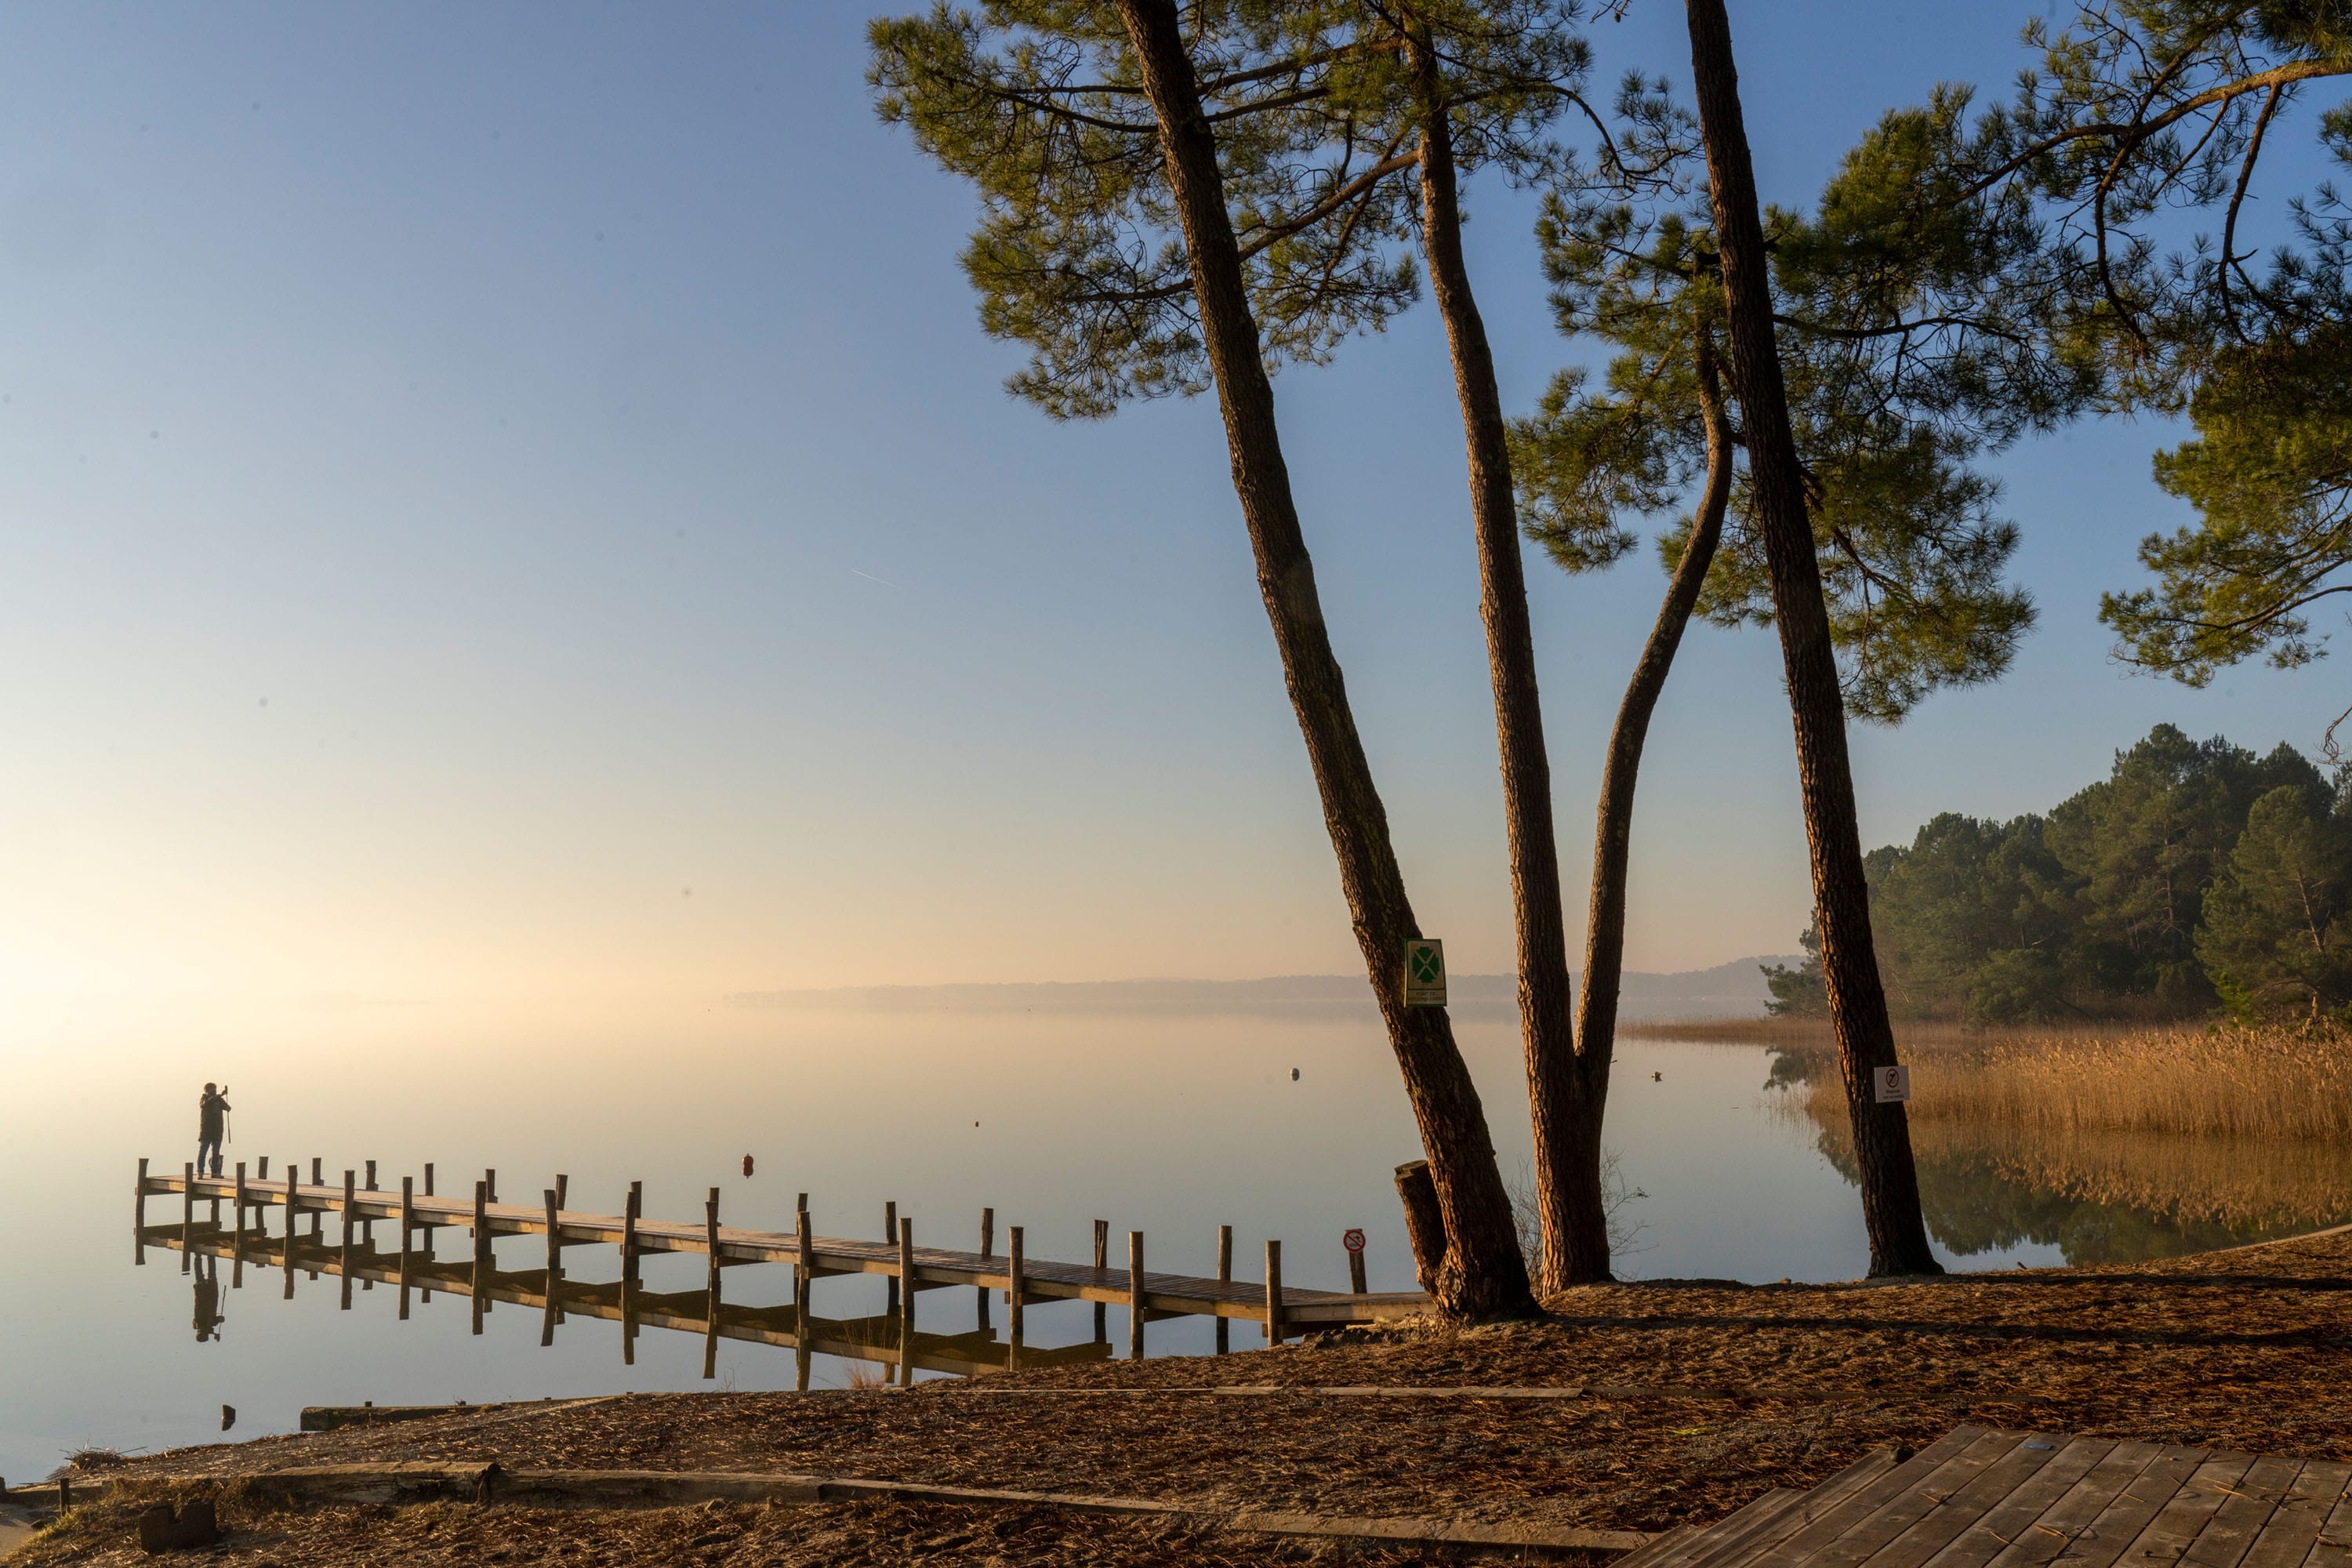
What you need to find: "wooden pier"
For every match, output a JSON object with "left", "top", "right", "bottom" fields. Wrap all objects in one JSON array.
[{"left": 136, "top": 1160, "right": 1428, "bottom": 1381}]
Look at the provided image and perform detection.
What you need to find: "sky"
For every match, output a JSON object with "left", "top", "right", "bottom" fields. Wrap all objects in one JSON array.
[{"left": 1, "top": 1, "right": 2343, "bottom": 1019}]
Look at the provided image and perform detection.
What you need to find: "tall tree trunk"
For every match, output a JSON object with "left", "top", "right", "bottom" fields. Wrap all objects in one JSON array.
[
  {"left": 1403, "top": 29, "right": 1598, "bottom": 1294},
  {"left": 1117, "top": 0, "right": 1534, "bottom": 1319},
  {"left": 1570, "top": 343, "right": 1733, "bottom": 1269},
  {"left": 1681, "top": 0, "right": 1940, "bottom": 1276}
]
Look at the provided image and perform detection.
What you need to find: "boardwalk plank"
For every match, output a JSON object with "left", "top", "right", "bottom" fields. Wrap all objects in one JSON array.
[
  {"left": 2181, "top": 1454, "right": 2306, "bottom": 1568},
  {"left": 1737, "top": 1428, "right": 2002, "bottom": 1568},
  {"left": 2299, "top": 1468, "right": 2352, "bottom": 1568},
  {"left": 1918, "top": 1436, "right": 2114, "bottom": 1568},
  {"left": 1980, "top": 1439, "right": 2168, "bottom": 1568},
  {"left": 2237, "top": 1461, "right": 2350, "bottom": 1568},
  {"left": 1856, "top": 1431, "right": 2071, "bottom": 1568},
  {"left": 2111, "top": 1454, "right": 2258, "bottom": 1568},
  {"left": 2049, "top": 1447, "right": 2214, "bottom": 1568}
]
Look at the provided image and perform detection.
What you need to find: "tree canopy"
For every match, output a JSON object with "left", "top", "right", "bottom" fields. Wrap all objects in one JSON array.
[
  {"left": 1510, "top": 84, "right": 2096, "bottom": 720},
  {"left": 869, "top": 1, "right": 1610, "bottom": 419}
]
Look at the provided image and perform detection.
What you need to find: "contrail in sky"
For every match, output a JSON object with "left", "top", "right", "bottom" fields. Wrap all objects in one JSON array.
[{"left": 850, "top": 568, "right": 903, "bottom": 589}]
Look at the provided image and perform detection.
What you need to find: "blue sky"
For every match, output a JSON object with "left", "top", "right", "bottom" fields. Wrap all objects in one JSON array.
[{"left": 0, "top": 2, "right": 2337, "bottom": 1008}]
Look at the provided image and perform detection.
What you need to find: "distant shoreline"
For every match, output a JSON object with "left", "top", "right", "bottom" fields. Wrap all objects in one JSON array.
[{"left": 725, "top": 958, "right": 1802, "bottom": 1022}]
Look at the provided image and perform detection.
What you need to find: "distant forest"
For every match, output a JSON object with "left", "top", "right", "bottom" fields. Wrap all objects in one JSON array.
[{"left": 1767, "top": 725, "right": 2352, "bottom": 1025}]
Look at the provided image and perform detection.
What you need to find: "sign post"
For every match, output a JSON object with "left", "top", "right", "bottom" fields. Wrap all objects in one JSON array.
[
  {"left": 1403, "top": 939, "right": 1446, "bottom": 1008},
  {"left": 1342, "top": 1228, "right": 1367, "bottom": 1294},
  {"left": 1873, "top": 1064, "right": 1911, "bottom": 1104}
]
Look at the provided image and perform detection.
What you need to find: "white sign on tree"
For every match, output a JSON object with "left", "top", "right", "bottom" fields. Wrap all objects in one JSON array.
[
  {"left": 1874, "top": 1064, "right": 1911, "bottom": 1104},
  {"left": 1403, "top": 938, "right": 1446, "bottom": 1008}
]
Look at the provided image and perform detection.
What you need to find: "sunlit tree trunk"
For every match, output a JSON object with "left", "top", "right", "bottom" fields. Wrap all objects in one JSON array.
[
  {"left": 1403, "top": 26, "right": 1597, "bottom": 1293},
  {"left": 1682, "top": 0, "right": 1940, "bottom": 1276},
  {"left": 1117, "top": 0, "right": 1534, "bottom": 1318},
  {"left": 1570, "top": 345, "right": 1734, "bottom": 1276}
]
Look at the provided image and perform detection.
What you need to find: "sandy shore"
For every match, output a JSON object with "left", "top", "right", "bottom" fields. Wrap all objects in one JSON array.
[{"left": 13, "top": 1224, "right": 2350, "bottom": 1564}]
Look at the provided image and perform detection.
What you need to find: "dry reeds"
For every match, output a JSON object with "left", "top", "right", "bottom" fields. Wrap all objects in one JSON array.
[{"left": 1878, "top": 1025, "right": 2352, "bottom": 1142}]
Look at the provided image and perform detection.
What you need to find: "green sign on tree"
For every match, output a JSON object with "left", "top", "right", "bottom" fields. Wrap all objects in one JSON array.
[{"left": 1404, "top": 939, "right": 1446, "bottom": 1008}]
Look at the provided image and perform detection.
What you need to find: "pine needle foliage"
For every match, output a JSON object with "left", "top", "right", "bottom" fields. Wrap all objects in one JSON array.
[
  {"left": 869, "top": 1, "right": 1615, "bottom": 419},
  {"left": 1511, "top": 85, "right": 2095, "bottom": 721}
]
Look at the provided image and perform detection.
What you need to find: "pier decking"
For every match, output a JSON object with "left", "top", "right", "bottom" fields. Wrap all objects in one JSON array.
[{"left": 135, "top": 1160, "right": 1429, "bottom": 1381}]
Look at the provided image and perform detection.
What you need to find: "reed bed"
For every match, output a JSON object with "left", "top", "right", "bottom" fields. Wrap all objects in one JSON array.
[{"left": 1889, "top": 1025, "right": 2352, "bottom": 1141}]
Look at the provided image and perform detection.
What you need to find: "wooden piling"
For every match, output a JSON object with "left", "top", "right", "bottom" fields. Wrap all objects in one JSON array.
[
  {"left": 794, "top": 1206, "right": 815, "bottom": 1358},
  {"left": 310, "top": 1158, "right": 325, "bottom": 1250},
  {"left": 421, "top": 1163, "right": 435, "bottom": 1269},
  {"left": 1007, "top": 1225, "right": 1025, "bottom": 1370},
  {"left": 1092, "top": 1219, "right": 1109, "bottom": 1343},
  {"left": 398, "top": 1176, "right": 414, "bottom": 1320},
  {"left": 134, "top": 1158, "right": 148, "bottom": 1265},
  {"left": 702, "top": 1186, "right": 721, "bottom": 1381},
  {"left": 182, "top": 1163, "right": 196, "bottom": 1261},
  {"left": 897, "top": 1215, "right": 915, "bottom": 1387},
  {"left": 884, "top": 1200, "right": 899, "bottom": 1318},
  {"left": 543, "top": 1189, "right": 562, "bottom": 1349},
  {"left": 258, "top": 1155, "right": 270, "bottom": 1181},
  {"left": 363, "top": 1160, "right": 376, "bottom": 1250},
  {"left": 283, "top": 1157, "right": 297, "bottom": 1300},
  {"left": 233, "top": 1163, "right": 247, "bottom": 1254},
  {"left": 1348, "top": 1233, "right": 1368, "bottom": 1295},
  {"left": 1265, "top": 1239, "right": 1285, "bottom": 1346},
  {"left": 471, "top": 1179, "right": 490, "bottom": 1335},
  {"left": 423, "top": 1163, "right": 434, "bottom": 1197},
  {"left": 1216, "top": 1224, "right": 1232, "bottom": 1355},
  {"left": 622, "top": 1181, "right": 641, "bottom": 1366},
  {"left": 1128, "top": 1231, "right": 1145, "bottom": 1361},
  {"left": 555, "top": 1173, "right": 568, "bottom": 1211},
  {"left": 339, "top": 1170, "right": 356, "bottom": 1311},
  {"left": 485, "top": 1167, "right": 496, "bottom": 1205},
  {"left": 978, "top": 1207, "right": 994, "bottom": 1330}
]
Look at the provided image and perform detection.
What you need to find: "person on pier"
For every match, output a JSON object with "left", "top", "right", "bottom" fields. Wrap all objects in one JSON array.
[{"left": 197, "top": 1083, "right": 230, "bottom": 1178}]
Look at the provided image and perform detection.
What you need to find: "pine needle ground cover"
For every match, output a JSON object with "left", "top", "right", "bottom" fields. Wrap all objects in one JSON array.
[{"left": 20, "top": 1227, "right": 2351, "bottom": 1566}]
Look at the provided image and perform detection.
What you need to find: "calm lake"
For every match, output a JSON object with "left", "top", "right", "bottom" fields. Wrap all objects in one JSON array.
[{"left": 7, "top": 999, "right": 2343, "bottom": 1485}]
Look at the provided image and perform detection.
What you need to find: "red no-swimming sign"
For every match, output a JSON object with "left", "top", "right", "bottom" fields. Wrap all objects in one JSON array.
[{"left": 1343, "top": 1229, "right": 1366, "bottom": 1254}]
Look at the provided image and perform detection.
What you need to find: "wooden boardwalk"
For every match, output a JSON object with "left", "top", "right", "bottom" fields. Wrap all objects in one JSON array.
[
  {"left": 137, "top": 1160, "right": 1428, "bottom": 1379},
  {"left": 1621, "top": 1425, "right": 2352, "bottom": 1568}
]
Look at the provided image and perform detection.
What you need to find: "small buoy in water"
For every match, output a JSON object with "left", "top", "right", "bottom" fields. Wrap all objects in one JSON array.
[
  {"left": 1291, "top": 1068, "right": 1300, "bottom": 1081},
  {"left": 220, "top": 1404, "right": 236, "bottom": 1432},
  {"left": 742, "top": 1154, "right": 754, "bottom": 1178},
  {"left": 1652, "top": 1071, "right": 1662, "bottom": 1082}
]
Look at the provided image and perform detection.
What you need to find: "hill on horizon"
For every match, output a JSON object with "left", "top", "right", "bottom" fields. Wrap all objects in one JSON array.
[{"left": 727, "top": 955, "right": 1797, "bottom": 1021}]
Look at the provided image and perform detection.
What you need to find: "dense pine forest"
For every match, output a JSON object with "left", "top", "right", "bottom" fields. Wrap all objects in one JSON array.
[{"left": 1767, "top": 726, "right": 2352, "bottom": 1025}]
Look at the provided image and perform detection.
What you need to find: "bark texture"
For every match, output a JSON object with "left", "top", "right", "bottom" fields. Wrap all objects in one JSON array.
[
  {"left": 1393, "top": 1160, "right": 1449, "bottom": 1294},
  {"left": 1403, "top": 30, "right": 1599, "bottom": 1292},
  {"left": 1569, "top": 346, "right": 1734, "bottom": 1277},
  {"left": 1681, "top": 0, "right": 1940, "bottom": 1276},
  {"left": 1117, "top": 0, "right": 1534, "bottom": 1318}
]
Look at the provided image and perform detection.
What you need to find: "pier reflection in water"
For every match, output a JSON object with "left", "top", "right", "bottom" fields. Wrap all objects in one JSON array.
[{"left": 140, "top": 1215, "right": 1110, "bottom": 1385}]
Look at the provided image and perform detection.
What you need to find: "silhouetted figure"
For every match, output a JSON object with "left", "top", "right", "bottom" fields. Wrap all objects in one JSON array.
[
  {"left": 196, "top": 1082, "right": 230, "bottom": 1178},
  {"left": 192, "top": 1254, "right": 223, "bottom": 1342}
]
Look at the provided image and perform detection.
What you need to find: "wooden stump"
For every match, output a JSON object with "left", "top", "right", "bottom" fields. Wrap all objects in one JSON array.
[{"left": 1394, "top": 1160, "right": 1447, "bottom": 1294}]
